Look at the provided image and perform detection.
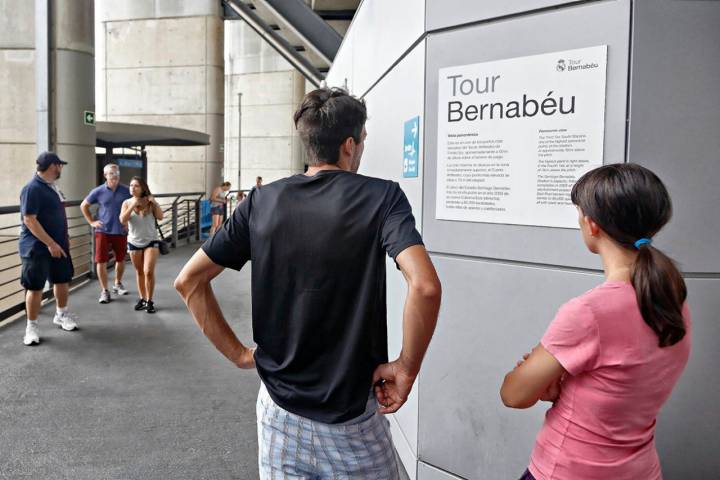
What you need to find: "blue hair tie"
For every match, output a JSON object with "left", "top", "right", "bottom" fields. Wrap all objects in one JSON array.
[{"left": 634, "top": 238, "right": 652, "bottom": 249}]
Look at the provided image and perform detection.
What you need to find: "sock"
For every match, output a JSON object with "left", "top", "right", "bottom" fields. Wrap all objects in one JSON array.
[
  {"left": 27, "top": 319, "right": 38, "bottom": 325},
  {"left": 56, "top": 306, "right": 68, "bottom": 315}
]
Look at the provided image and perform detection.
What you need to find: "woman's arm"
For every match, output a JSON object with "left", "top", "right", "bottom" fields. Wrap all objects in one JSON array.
[
  {"left": 500, "top": 343, "right": 566, "bottom": 409},
  {"left": 119, "top": 199, "right": 134, "bottom": 226},
  {"left": 149, "top": 196, "right": 163, "bottom": 220}
]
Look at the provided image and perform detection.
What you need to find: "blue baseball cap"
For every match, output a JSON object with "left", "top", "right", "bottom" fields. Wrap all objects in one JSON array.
[{"left": 36, "top": 151, "right": 68, "bottom": 168}]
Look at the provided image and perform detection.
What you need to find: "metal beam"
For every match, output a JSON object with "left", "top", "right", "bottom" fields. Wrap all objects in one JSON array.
[
  {"left": 316, "top": 10, "right": 355, "bottom": 21},
  {"left": 255, "top": 0, "right": 342, "bottom": 64},
  {"left": 225, "top": 0, "right": 324, "bottom": 87}
]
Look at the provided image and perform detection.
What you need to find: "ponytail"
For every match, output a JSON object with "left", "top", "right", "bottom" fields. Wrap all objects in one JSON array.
[
  {"left": 571, "top": 163, "right": 688, "bottom": 348},
  {"left": 632, "top": 245, "right": 687, "bottom": 347}
]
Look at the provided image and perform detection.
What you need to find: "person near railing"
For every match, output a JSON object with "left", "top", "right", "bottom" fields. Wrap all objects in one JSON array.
[
  {"left": 119, "top": 177, "right": 163, "bottom": 314},
  {"left": 209, "top": 181, "right": 231, "bottom": 235},
  {"left": 80, "top": 163, "right": 132, "bottom": 304},
  {"left": 19, "top": 152, "right": 79, "bottom": 346}
]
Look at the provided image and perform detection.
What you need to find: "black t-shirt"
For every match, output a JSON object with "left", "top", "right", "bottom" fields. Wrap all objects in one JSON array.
[{"left": 202, "top": 170, "right": 423, "bottom": 423}]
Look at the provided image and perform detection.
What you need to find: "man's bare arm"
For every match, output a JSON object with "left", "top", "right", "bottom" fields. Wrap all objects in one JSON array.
[
  {"left": 80, "top": 199, "right": 102, "bottom": 228},
  {"left": 373, "top": 244, "right": 441, "bottom": 414},
  {"left": 174, "top": 248, "right": 255, "bottom": 369}
]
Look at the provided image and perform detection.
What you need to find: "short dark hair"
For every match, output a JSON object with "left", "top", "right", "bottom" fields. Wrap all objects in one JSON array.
[{"left": 293, "top": 88, "right": 367, "bottom": 165}]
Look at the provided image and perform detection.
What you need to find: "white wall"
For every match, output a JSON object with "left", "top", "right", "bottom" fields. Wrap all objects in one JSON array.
[{"left": 326, "top": 2, "right": 427, "bottom": 477}]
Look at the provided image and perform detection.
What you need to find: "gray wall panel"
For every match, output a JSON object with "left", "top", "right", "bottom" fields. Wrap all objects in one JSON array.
[
  {"left": 418, "top": 255, "right": 603, "bottom": 478},
  {"left": 422, "top": 0, "right": 630, "bottom": 269},
  {"left": 426, "top": 0, "right": 581, "bottom": 32},
  {"left": 655, "top": 277, "right": 720, "bottom": 478},
  {"left": 627, "top": 0, "right": 720, "bottom": 273},
  {"left": 418, "top": 462, "right": 464, "bottom": 480}
]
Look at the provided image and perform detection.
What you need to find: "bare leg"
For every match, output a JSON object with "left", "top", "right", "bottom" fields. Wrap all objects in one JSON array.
[
  {"left": 53, "top": 283, "right": 69, "bottom": 309},
  {"left": 25, "top": 290, "right": 43, "bottom": 320},
  {"left": 96, "top": 262, "right": 108, "bottom": 291},
  {"left": 115, "top": 259, "right": 125, "bottom": 285},
  {"left": 143, "top": 248, "right": 159, "bottom": 301},
  {"left": 211, "top": 214, "right": 222, "bottom": 235},
  {"left": 130, "top": 251, "right": 147, "bottom": 300}
]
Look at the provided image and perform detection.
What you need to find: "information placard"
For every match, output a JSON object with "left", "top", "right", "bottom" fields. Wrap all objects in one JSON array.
[{"left": 435, "top": 46, "right": 608, "bottom": 228}]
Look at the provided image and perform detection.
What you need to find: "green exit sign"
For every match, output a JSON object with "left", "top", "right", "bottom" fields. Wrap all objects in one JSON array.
[{"left": 83, "top": 110, "right": 95, "bottom": 126}]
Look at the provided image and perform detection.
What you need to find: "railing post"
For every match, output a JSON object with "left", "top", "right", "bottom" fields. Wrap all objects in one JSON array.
[
  {"left": 171, "top": 199, "right": 178, "bottom": 249},
  {"left": 195, "top": 198, "right": 201, "bottom": 241},
  {"left": 185, "top": 198, "right": 190, "bottom": 245}
]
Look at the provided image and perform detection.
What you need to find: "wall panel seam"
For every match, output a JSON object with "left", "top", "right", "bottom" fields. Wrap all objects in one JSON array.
[
  {"left": 102, "top": 15, "right": 214, "bottom": 24},
  {"left": 428, "top": 252, "right": 720, "bottom": 278},
  {"left": 105, "top": 64, "right": 218, "bottom": 70},
  {"left": 425, "top": 0, "right": 603, "bottom": 35},
  {"left": 417, "top": 461, "right": 468, "bottom": 480}
]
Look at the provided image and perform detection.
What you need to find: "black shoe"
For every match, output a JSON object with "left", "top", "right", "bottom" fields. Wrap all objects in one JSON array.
[
  {"left": 145, "top": 301, "right": 156, "bottom": 314},
  {"left": 134, "top": 299, "right": 147, "bottom": 311}
]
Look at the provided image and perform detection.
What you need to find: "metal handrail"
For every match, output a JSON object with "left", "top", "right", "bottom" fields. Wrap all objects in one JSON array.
[{"left": 0, "top": 190, "right": 205, "bottom": 322}]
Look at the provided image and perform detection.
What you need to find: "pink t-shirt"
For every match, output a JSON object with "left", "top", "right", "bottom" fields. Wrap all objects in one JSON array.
[{"left": 529, "top": 281, "right": 691, "bottom": 480}]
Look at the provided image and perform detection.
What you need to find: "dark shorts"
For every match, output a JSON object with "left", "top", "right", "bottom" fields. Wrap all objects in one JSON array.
[
  {"left": 95, "top": 232, "right": 127, "bottom": 263},
  {"left": 210, "top": 205, "right": 224, "bottom": 216},
  {"left": 518, "top": 469, "right": 536, "bottom": 480},
  {"left": 21, "top": 252, "right": 74, "bottom": 291},
  {"left": 128, "top": 240, "right": 162, "bottom": 251}
]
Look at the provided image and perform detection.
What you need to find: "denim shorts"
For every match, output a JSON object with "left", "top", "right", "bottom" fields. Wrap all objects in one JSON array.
[
  {"left": 128, "top": 240, "right": 161, "bottom": 251},
  {"left": 20, "top": 252, "right": 74, "bottom": 290},
  {"left": 256, "top": 382, "right": 400, "bottom": 480},
  {"left": 210, "top": 205, "right": 224, "bottom": 216},
  {"left": 519, "top": 469, "right": 536, "bottom": 480}
]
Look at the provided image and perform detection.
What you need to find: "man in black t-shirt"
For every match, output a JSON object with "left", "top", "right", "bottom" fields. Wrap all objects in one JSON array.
[{"left": 175, "top": 88, "right": 441, "bottom": 479}]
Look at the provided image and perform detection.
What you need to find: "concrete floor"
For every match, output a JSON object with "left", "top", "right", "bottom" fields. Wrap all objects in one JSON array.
[{"left": 0, "top": 242, "right": 260, "bottom": 480}]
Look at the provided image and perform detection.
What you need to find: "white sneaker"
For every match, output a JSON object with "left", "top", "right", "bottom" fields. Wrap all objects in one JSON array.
[
  {"left": 99, "top": 289, "right": 111, "bottom": 304},
  {"left": 53, "top": 311, "right": 78, "bottom": 331},
  {"left": 23, "top": 321, "right": 40, "bottom": 346},
  {"left": 112, "top": 282, "right": 128, "bottom": 295}
]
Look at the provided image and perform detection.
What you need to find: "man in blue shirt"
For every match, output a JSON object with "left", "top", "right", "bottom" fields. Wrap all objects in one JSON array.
[
  {"left": 19, "top": 152, "right": 79, "bottom": 346},
  {"left": 81, "top": 163, "right": 131, "bottom": 303}
]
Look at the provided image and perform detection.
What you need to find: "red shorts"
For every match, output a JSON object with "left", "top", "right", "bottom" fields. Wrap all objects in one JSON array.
[{"left": 95, "top": 232, "right": 127, "bottom": 263}]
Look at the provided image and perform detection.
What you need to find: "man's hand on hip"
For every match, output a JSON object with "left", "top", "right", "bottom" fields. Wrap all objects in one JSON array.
[
  {"left": 234, "top": 346, "right": 257, "bottom": 369},
  {"left": 372, "top": 360, "right": 417, "bottom": 414}
]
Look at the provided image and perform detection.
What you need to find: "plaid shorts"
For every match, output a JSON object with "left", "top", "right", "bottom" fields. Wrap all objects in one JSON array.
[{"left": 256, "top": 382, "right": 400, "bottom": 480}]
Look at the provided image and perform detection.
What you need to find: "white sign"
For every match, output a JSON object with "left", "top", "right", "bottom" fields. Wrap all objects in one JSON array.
[{"left": 435, "top": 46, "right": 608, "bottom": 228}]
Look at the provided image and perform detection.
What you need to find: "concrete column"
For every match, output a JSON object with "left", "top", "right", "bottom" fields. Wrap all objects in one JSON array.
[
  {"left": 96, "top": 0, "right": 224, "bottom": 195},
  {"left": 224, "top": 20, "right": 306, "bottom": 191},
  {"left": 53, "top": 0, "right": 96, "bottom": 201},
  {"left": 0, "top": 0, "right": 95, "bottom": 206},
  {"left": 0, "top": 0, "right": 37, "bottom": 207}
]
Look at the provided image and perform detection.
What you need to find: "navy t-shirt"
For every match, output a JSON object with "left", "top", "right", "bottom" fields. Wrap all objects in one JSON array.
[
  {"left": 19, "top": 175, "right": 69, "bottom": 257},
  {"left": 202, "top": 170, "right": 423, "bottom": 423},
  {"left": 85, "top": 183, "right": 131, "bottom": 235}
]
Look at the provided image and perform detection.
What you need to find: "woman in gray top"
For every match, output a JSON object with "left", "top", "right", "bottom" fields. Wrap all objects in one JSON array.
[{"left": 119, "top": 176, "right": 163, "bottom": 313}]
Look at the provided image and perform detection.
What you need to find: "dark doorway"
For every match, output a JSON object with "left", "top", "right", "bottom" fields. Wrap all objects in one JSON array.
[{"left": 96, "top": 150, "right": 147, "bottom": 186}]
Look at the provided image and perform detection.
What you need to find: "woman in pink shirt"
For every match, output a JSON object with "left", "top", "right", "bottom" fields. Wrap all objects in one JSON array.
[{"left": 500, "top": 163, "right": 691, "bottom": 480}]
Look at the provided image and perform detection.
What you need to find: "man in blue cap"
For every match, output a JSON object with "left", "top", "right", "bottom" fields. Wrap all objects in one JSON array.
[{"left": 19, "top": 151, "right": 79, "bottom": 346}]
